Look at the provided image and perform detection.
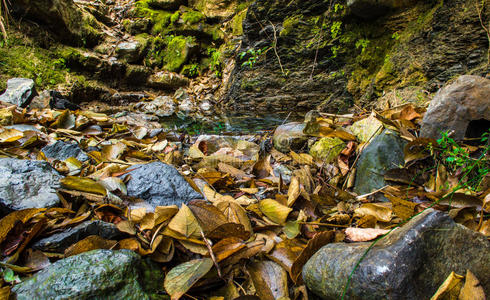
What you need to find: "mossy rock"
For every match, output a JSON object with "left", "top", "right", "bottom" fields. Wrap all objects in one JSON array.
[
  {"left": 309, "top": 137, "right": 345, "bottom": 163},
  {"left": 163, "top": 35, "right": 196, "bottom": 72}
]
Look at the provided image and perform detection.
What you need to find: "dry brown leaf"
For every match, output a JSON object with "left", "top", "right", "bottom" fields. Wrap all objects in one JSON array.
[
  {"left": 60, "top": 176, "right": 107, "bottom": 195},
  {"left": 168, "top": 204, "right": 201, "bottom": 239},
  {"left": 458, "top": 270, "right": 485, "bottom": 300},
  {"left": 354, "top": 203, "right": 392, "bottom": 222},
  {"left": 345, "top": 227, "right": 390, "bottom": 242},
  {"left": 216, "top": 200, "right": 253, "bottom": 234},
  {"left": 430, "top": 271, "right": 463, "bottom": 300},
  {"left": 212, "top": 237, "right": 246, "bottom": 262},
  {"left": 287, "top": 176, "right": 301, "bottom": 207},
  {"left": 64, "top": 235, "right": 117, "bottom": 257},
  {"left": 267, "top": 239, "right": 306, "bottom": 274},
  {"left": 249, "top": 260, "right": 289, "bottom": 300}
]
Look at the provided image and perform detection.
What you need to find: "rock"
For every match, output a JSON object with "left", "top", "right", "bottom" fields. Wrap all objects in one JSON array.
[
  {"left": 309, "top": 137, "right": 345, "bottom": 163},
  {"left": 12, "top": 249, "right": 164, "bottom": 300},
  {"left": 49, "top": 90, "right": 80, "bottom": 110},
  {"left": 12, "top": 0, "right": 103, "bottom": 47},
  {"left": 354, "top": 130, "right": 405, "bottom": 200},
  {"left": 273, "top": 122, "right": 307, "bottom": 153},
  {"left": 125, "top": 65, "right": 152, "bottom": 85},
  {"left": 33, "top": 220, "right": 125, "bottom": 253},
  {"left": 41, "top": 141, "right": 89, "bottom": 162},
  {"left": 126, "top": 162, "right": 203, "bottom": 210},
  {"left": 147, "top": 0, "right": 185, "bottom": 10},
  {"left": 346, "top": 0, "right": 416, "bottom": 19},
  {"left": 4, "top": 124, "right": 41, "bottom": 132},
  {"left": 303, "top": 209, "right": 490, "bottom": 299},
  {"left": 0, "top": 158, "right": 61, "bottom": 214},
  {"left": 420, "top": 75, "right": 490, "bottom": 140},
  {"left": 189, "top": 0, "right": 237, "bottom": 19},
  {"left": 116, "top": 41, "right": 143, "bottom": 63},
  {"left": 147, "top": 71, "right": 189, "bottom": 90},
  {"left": 140, "top": 96, "right": 176, "bottom": 117},
  {"left": 0, "top": 78, "right": 37, "bottom": 108}
]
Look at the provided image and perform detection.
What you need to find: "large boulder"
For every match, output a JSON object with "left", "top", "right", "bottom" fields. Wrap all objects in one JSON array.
[
  {"left": 354, "top": 129, "right": 405, "bottom": 200},
  {"left": 147, "top": 71, "right": 189, "bottom": 90},
  {"left": 0, "top": 78, "right": 37, "bottom": 108},
  {"left": 273, "top": 122, "right": 307, "bottom": 153},
  {"left": 12, "top": 249, "right": 164, "bottom": 300},
  {"left": 126, "top": 162, "right": 203, "bottom": 210},
  {"left": 420, "top": 75, "right": 490, "bottom": 140},
  {"left": 33, "top": 220, "right": 125, "bottom": 253},
  {"left": 303, "top": 209, "right": 490, "bottom": 299},
  {"left": 0, "top": 158, "right": 61, "bottom": 214},
  {"left": 41, "top": 140, "right": 89, "bottom": 162},
  {"left": 116, "top": 41, "right": 144, "bottom": 63},
  {"left": 12, "top": 0, "right": 103, "bottom": 47}
]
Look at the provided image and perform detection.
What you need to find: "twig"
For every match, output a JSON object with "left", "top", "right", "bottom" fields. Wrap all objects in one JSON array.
[
  {"left": 269, "top": 21, "right": 285, "bottom": 76},
  {"left": 200, "top": 229, "right": 222, "bottom": 278},
  {"left": 355, "top": 185, "right": 388, "bottom": 200}
]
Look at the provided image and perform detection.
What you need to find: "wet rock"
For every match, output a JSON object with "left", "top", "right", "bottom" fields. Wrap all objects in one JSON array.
[
  {"left": 12, "top": 249, "right": 164, "bottom": 300},
  {"left": 41, "top": 141, "right": 89, "bottom": 162},
  {"left": 303, "top": 209, "right": 490, "bottom": 299},
  {"left": 309, "top": 137, "right": 345, "bottom": 163},
  {"left": 116, "top": 41, "right": 143, "bottom": 63},
  {"left": 0, "top": 158, "right": 61, "bottom": 214},
  {"left": 4, "top": 124, "right": 41, "bottom": 132},
  {"left": 273, "top": 122, "right": 307, "bottom": 153},
  {"left": 354, "top": 130, "right": 405, "bottom": 200},
  {"left": 347, "top": 0, "right": 416, "bottom": 19},
  {"left": 420, "top": 75, "right": 490, "bottom": 140},
  {"left": 147, "top": 71, "right": 189, "bottom": 90},
  {"left": 147, "top": 0, "right": 185, "bottom": 10},
  {"left": 33, "top": 220, "right": 125, "bottom": 253},
  {"left": 126, "top": 162, "right": 203, "bottom": 210},
  {"left": 125, "top": 65, "right": 152, "bottom": 85},
  {"left": 49, "top": 90, "right": 80, "bottom": 110},
  {"left": 140, "top": 96, "right": 175, "bottom": 117},
  {"left": 123, "top": 18, "right": 151, "bottom": 35},
  {"left": 0, "top": 78, "right": 37, "bottom": 108}
]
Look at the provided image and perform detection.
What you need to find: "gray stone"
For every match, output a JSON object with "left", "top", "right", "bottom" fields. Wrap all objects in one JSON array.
[
  {"left": 116, "top": 41, "right": 143, "bottom": 63},
  {"left": 147, "top": 0, "right": 185, "bottom": 10},
  {"left": 420, "top": 75, "right": 490, "bottom": 140},
  {"left": 273, "top": 122, "right": 307, "bottom": 153},
  {"left": 33, "top": 220, "right": 125, "bottom": 253},
  {"left": 141, "top": 96, "right": 176, "bottom": 117},
  {"left": 0, "top": 158, "right": 61, "bottom": 214},
  {"left": 303, "top": 209, "right": 490, "bottom": 299},
  {"left": 126, "top": 162, "right": 203, "bottom": 210},
  {"left": 354, "top": 130, "right": 406, "bottom": 200},
  {"left": 4, "top": 124, "right": 41, "bottom": 132},
  {"left": 12, "top": 249, "right": 165, "bottom": 300},
  {"left": 41, "top": 141, "right": 89, "bottom": 162},
  {"left": 0, "top": 78, "right": 37, "bottom": 108}
]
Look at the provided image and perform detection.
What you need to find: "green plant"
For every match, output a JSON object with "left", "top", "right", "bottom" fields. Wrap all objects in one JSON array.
[
  {"left": 355, "top": 38, "right": 370, "bottom": 54},
  {"left": 391, "top": 32, "right": 400, "bottom": 40},
  {"left": 239, "top": 46, "right": 270, "bottom": 69},
  {"left": 435, "top": 130, "right": 490, "bottom": 191},
  {"left": 330, "top": 21, "right": 342, "bottom": 39},
  {"left": 207, "top": 48, "right": 223, "bottom": 78},
  {"left": 1, "top": 267, "right": 20, "bottom": 284}
]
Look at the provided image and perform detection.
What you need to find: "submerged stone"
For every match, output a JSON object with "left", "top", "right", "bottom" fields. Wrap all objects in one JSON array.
[
  {"left": 0, "top": 78, "right": 37, "bottom": 108},
  {"left": 126, "top": 162, "right": 203, "bottom": 210},
  {"left": 12, "top": 249, "right": 165, "bottom": 300},
  {"left": 303, "top": 209, "right": 490, "bottom": 299},
  {"left": 273, "top": 122, "right": 307, "bottom": 153},
  {"left": 0, "top": 158, "right": 61, "bottom": 214},
  {"left": 33, "top": 220, "right": 125, "bottom": 253}
]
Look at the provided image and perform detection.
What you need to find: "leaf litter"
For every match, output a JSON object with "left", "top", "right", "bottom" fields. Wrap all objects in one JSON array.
[{"left": 0, "top": 100, "right": 488, "bottom": 299}]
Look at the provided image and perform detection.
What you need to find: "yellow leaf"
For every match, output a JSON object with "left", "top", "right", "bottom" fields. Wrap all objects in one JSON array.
[
  {"left": 168, "top": 204, "right": 201, "bottom": 239},
  {"left": 459, "top": 270, "right": 485, "bottom": 300},
  {"left": 354, "top": 203, "right": 392, "bottom": 222},
  {"left": 216, "top": 200, "right": 253, "bottom": 234},
  {"left": 154, "top": 205, "right": 179, "bottom": 225},
  {"left": 60, "top": 176, "right": 107, "bottom": 195},
  {"left": 259, "top": 199, "right": 292, "bottom": 225},
  {"left": 287, "top": 176, "right": 300, "bottom": 207},
  {"left": 430, "top": 271, "right": 463, "bottom": 300},
  {"left": 290, "top": 151, "right": 314, "bottom": 165},
  {"left": 164, "top": 258, "right": 214, "bottom": 300},
  {"left": 0, "top": 128, "right": 23, "bottom": 143}
]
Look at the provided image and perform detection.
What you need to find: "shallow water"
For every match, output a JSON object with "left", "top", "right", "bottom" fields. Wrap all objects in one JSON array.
[{"left": 159, "top": 112, "right": 302, "bottom": 134}]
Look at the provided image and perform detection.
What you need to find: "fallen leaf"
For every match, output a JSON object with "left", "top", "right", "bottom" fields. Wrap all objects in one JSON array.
[
  {"left": 458, "top": 270, "right": 485, "bottom": 300},
  {"left": 168, "top": 204, "right": 201, "bottom": 239},
  {"left": 249, "top": 260, "right": 289, "bottom": 300},
  {"left": 430, "top": 271, "right": 463, "bottom": 300},
  {"left": 287, "top": 176, "right": 301, "bottom": 207},
  {"left": 345, "top": 227, "right": 390, "bottom": 242},
  {"left": 60, "top": 176, "right": 107, "bottom": 195},
  {"left": 354, "top": 203, "right": 392, "bottom": 222},
  {"left": 164, "top": 258, "right": 214, "bottom": 300},
  {"left": 64, "top": 235, "right": 117, "bottom": 257},
  {"left": 259, "top": 199, "right": 292, "bottom": 225}
]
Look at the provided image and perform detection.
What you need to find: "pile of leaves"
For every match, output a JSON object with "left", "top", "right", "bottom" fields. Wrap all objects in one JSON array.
[{"left": 0, "top": 100, "right": 488, "bottom": 299}]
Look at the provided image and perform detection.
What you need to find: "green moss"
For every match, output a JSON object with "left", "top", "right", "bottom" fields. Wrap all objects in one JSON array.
[
  {"left": 280, "top": 15, "right": 301, "bottom": 37},
  {"left": 170, "top": 11, "right": 181, "bottom": 24},
  {"left": 163, "top": 35, "right": 193, "bottom": 72},
  {"left": 182, "top": 10, "right": 204, "bottom": 25},
  {"left": 231, "top": 9, "right": 247, "bottom": 36},
  {"left": 0, "top": 42, "right": 73, "bottom": 90}
]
